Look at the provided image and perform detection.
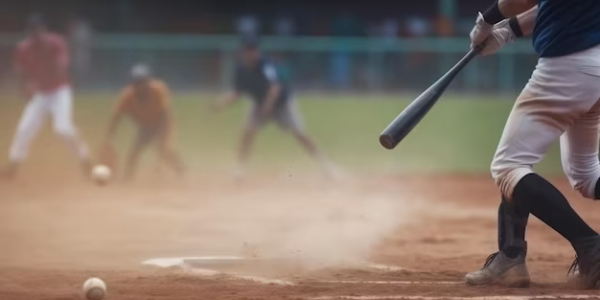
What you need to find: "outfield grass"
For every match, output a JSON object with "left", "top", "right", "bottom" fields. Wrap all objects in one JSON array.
[{"left": 0, "top": 93, "right": 565, "bottom": 175}]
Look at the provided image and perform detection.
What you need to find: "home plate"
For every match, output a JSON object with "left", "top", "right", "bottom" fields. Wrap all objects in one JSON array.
[{"left": 142, "top": 256, "right": 295, "bottom": 286}]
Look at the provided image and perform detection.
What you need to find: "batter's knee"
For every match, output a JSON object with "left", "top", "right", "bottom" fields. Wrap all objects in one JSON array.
[
  {"left": 491, "top": 159, "right": 534, "bottom": 200},
  {"left": 563, "top": 167, "right": 600, "bottom": 200}
]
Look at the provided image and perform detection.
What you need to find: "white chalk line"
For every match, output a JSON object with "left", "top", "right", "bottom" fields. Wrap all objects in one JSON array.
[
  {"left": 309, "top": 296, "right": 600, "bottom": 300},
  {"left": 142, "top": 257, "right": 454, "bottom": 287},
  {"left": 364, "top": 263, "right": 409, "bottom": 272},
  {"left": 317, "top": 281, "right": 461, "bottom": 285},
  {"left": 185, "top": 267, "right": 295, "bottom": 285},
  {"left": 143, "top": 257, "right": 295, "bottom": 286}
]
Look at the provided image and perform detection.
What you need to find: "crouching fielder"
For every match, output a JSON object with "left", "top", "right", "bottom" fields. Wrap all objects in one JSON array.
[
  {"left": 465, "top": 0, "right": 600, "bottom": 289},
  {"left": 214, "top": 36, "right": 339, "bottom": 180},
  {"left": 1, "top": 14, "right": 90, "bottom": 179},
  {"left": 103, "top": 65, "right": 185, "bottom": 181}
]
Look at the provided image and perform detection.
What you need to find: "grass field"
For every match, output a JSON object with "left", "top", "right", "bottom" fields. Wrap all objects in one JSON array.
[{"left": 0, "top": 92, "right": 565, "bottom": 176}]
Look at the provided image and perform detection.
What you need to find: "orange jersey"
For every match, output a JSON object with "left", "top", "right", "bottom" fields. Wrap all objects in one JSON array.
[{"left": 115, "top": 79, "right": 171, "bottom": 128}]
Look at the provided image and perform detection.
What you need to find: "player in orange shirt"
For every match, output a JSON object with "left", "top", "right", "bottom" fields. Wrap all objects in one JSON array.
[{"left": 103, "top": 64, "right": 185, "bottom": 180}]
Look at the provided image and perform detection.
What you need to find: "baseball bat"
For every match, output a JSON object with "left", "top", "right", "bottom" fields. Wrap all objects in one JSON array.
[{"left": 379, "top": 46, "right": 482, "bottom": 150}]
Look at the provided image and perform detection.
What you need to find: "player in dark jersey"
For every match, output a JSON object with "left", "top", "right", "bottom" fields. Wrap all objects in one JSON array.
[
  {"left": 214, "top": 37, "right": 339, "bottom": 180},
  {"left": 465, "top": 0, "right": 600, "bottom": 288}
]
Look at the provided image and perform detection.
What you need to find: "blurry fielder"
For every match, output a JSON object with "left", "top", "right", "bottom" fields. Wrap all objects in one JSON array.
[
  {"left": 465, "top": 0, "right": 600, "bottom": 288},
  {"left": 214, "top": 36, "right": 339, "bottom": 180},
  {"left": 0, "top": 14, "right": 91, "bottom": 179},
  {"left": 103, "top": 65, "right": 185, "bottom": 181}
]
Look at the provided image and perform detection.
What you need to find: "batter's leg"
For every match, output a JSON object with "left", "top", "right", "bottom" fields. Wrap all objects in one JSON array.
[
  {"left": 468, "top": 49, "right": 600, "bottom": 287},
  {"left": 49, "top": 86, "right": 91, "bottom": 174},
  {"left": 1, "top": 94, "right": 49, "bottom": 179},
  {"left": 560, "top": 101, "right": 600, "bottom": 200}
]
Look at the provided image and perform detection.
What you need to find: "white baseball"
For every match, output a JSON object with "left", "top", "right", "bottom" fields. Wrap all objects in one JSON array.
[
  {"left": 82, "top": 277, "right": 106, "bottom": 300},
  {"left": 91, "top": 165, "right": 112, "bottom": 185}
]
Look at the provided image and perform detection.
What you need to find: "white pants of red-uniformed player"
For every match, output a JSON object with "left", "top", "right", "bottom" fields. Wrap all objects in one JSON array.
[
  {"left": 8, "top": 86, "right": 89, "bottom": 163},
  {"left": 492, "top": 45, "right": 600, "bottom": 200}
]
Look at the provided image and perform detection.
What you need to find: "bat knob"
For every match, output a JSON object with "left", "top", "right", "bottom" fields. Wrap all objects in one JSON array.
[{"left": 379, "top": 135, "right": 395, "bottom": 150}]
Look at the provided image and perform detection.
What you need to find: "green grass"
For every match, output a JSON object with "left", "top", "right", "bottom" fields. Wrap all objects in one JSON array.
[{"left": 0, "top": 93, "right": 566, "bottom": 175}]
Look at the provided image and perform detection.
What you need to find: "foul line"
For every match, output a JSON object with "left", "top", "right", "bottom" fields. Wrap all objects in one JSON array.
[
  {"left": 309, "top": 295, "right": 600, "bottom": 300},
  {"left": 316, "top": 281, "right": 461, "bottom": 285}
]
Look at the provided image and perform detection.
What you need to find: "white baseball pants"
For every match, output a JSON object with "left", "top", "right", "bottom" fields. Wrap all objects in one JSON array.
[
  {"left": 8, "top": 86, "right": 89, "bottom": 162},
  {"left": 492, "top": 45, "right": 600, "bottom": 200}
]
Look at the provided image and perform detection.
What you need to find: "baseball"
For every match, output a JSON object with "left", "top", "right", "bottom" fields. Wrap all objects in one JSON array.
[
  {"left": 82, "top": 277, "right": 106, "bottom": 300},
  {"left": 91, "top": 165, "right": 112, "bottom": 185}
]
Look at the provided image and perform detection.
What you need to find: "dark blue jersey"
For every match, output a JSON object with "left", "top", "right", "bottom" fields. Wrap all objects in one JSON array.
[
  {"left": 533, "top": 0, "right": 600, "bottom": 57},
  {"left": 234, "top": 58, "right": 291, "bottom": 106}
]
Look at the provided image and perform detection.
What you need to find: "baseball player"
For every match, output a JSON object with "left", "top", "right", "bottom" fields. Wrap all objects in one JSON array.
[
  {"left": 103, "top": 64, "right": 185, "bottom": 181},
  {"left": 213, "top": 36, "right": 339, "bottom": 180},
  {"left": 465, "top": 0, "right": 600, "bottom": 288},
  {"left": 0, "top": 14, "right": 91, "bottom": 179}
]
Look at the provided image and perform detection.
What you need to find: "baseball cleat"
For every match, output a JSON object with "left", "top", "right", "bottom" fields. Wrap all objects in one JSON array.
[
  {"left": 570, "top": 236, "right": 600, "bottom": 289},
  {"left": 465, "top": 250, "right": 530, "bottom": 287}
]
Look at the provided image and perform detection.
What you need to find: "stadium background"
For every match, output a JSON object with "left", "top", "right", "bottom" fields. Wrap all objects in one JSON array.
[
  {"left": 0, "top": 1, "right": 590, "bottom": 300},
  {"left": 0, "top": 0, "right": 562, "bottom": 176}
]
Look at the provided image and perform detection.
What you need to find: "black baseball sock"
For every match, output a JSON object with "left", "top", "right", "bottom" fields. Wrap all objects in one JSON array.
[
  {"left": 498, "top": 197, "right": 529, "bottom": 259},
  {"left": 594, "top": 177, "right": 600, "bottom": 199},
  {"left": 512, "top": 174, "right": 597, "bottom": 242}
]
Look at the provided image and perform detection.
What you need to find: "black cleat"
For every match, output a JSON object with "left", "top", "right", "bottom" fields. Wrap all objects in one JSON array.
[
  {"left": 571, "top": 236, "right": 600, "bottom": 289},
  {"left": 465, "top": 250, "right": 530, "bottom": 287}
]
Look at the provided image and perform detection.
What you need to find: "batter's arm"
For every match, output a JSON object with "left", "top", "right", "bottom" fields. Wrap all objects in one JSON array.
[
  {"left": 514, "top": 5, "right": 538, "bottom": 36},
  {"left": 471, "top": 0, "right": 538, "bottom": 47},
  {"left": 497, "top": 0, "right": 538, "bottom": 19}
]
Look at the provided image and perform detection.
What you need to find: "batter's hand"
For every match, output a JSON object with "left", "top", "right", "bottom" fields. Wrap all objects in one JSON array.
[
  {"left": 470, "top": 12, "right": 494, "bottom": 49},
  {"left": 479, "top": 19, "right": 517, "bottom": 56}
]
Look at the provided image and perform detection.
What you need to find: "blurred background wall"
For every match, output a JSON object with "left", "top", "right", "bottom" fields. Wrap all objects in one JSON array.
[{"left": 0, "top": 0, "right": 537, "bottom": 94}]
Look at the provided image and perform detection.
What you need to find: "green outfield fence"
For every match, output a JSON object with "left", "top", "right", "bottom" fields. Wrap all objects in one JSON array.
[{"left": 0, "top": 34, "right": 538, "bottom": 94}]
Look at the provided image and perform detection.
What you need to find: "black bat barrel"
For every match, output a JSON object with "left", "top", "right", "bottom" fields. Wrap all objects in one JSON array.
[{"left": 379, "top": 47, "right": 481, "bottom": 150}]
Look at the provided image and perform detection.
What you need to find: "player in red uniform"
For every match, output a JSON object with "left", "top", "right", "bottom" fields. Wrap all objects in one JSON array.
[{"left": 0, "top": 14, "right": 91, "bottom": 179}]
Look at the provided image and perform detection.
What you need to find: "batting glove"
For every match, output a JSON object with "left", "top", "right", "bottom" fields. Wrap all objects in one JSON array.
[
  {"left": 470, "top": 12, "right": 495, "bottom": 49},
  {"left": 478, "top": 19, "right": 517, "bottom": 56}
]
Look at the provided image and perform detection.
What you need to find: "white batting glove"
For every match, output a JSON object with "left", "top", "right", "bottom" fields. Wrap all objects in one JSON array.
[
  {"left": 470, "top": 12, "right": 494, "bottom": 49},
  {"left": 479, "top": 19, "right": 517, "bottom": 56}
]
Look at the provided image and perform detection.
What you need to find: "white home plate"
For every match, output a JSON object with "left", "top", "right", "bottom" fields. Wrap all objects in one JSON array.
[{"left": 142, "top": 256, "right": 294, "bottom": 286}]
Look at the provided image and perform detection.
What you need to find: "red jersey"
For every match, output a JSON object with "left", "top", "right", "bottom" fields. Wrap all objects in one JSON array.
[{"left": 15, "top": 33, "right": 70, "bottom": 92}]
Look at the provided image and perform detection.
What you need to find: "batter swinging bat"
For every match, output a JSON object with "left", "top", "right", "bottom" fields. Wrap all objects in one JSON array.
[{"left": 379, "top": 46, "right": 482, "bottom": 150}]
